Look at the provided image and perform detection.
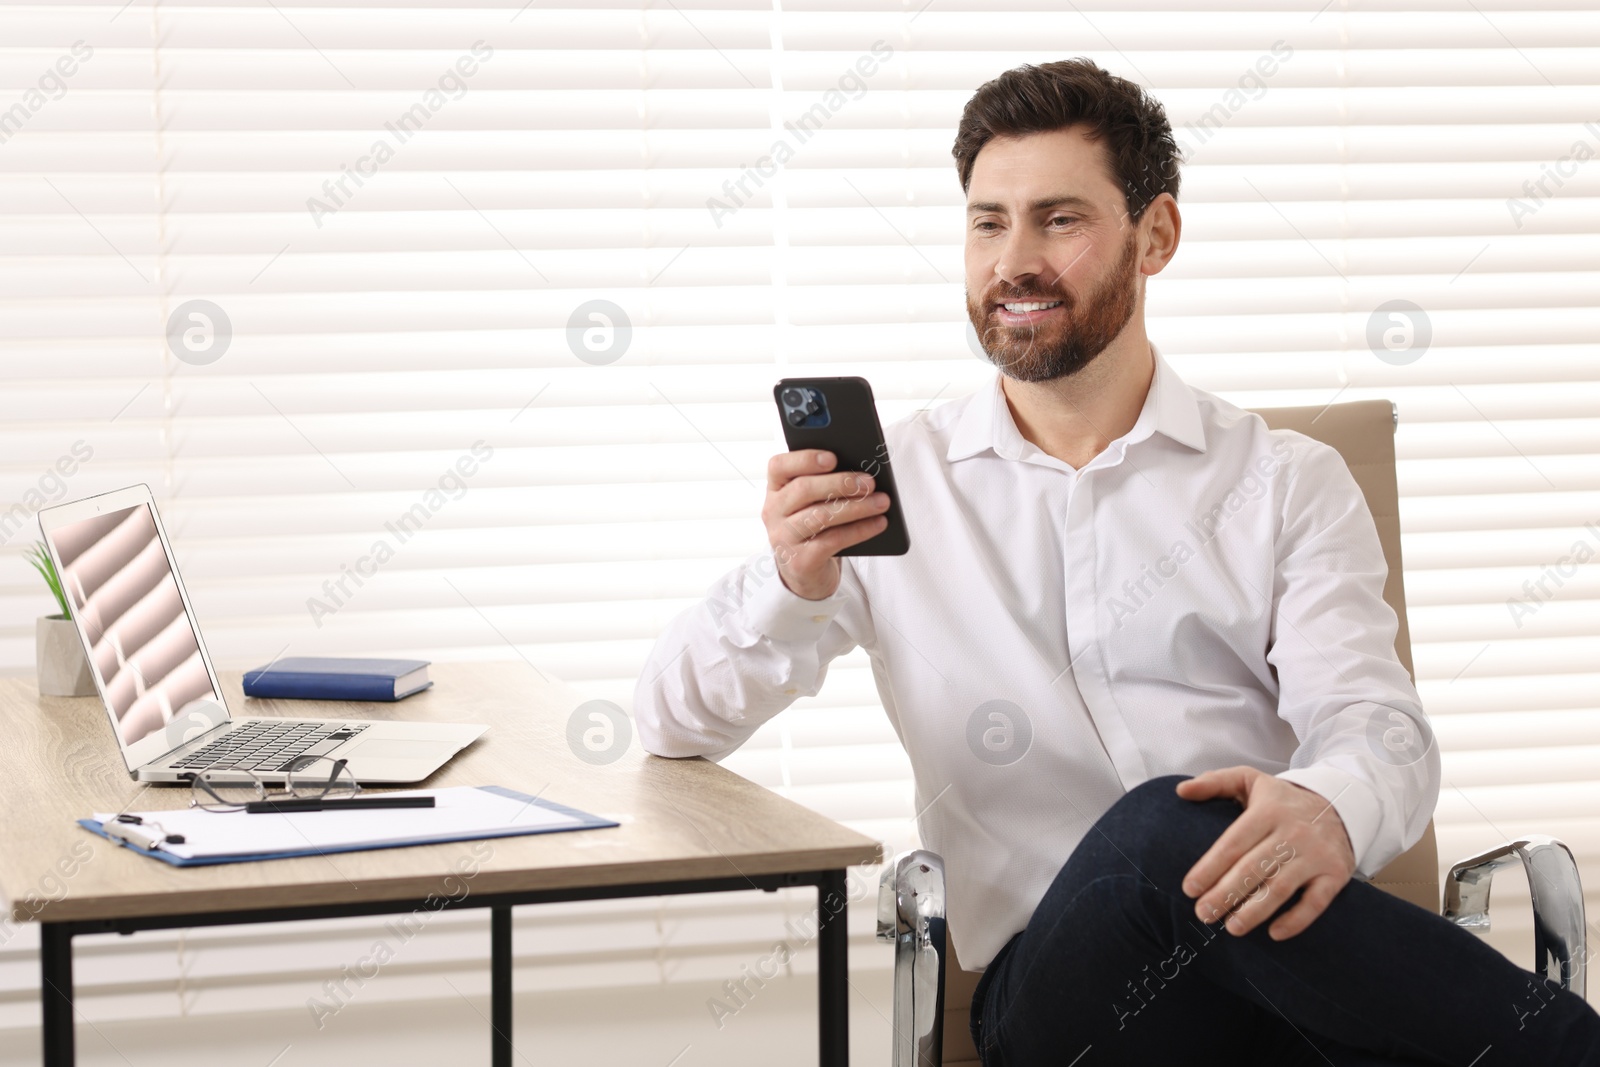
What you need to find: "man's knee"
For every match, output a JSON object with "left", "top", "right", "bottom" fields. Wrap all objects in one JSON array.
[
  {"left": 1102, "top": 774, "right": 1224, "bottom": 832},
  {"left": 1081, "top": 774, "right": 1244, "bottom": 892}
]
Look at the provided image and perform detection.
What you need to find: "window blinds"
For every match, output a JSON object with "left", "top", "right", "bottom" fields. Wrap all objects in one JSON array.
[{"left": 2, "top": 0, "right": 1597, "bottom": 1028}]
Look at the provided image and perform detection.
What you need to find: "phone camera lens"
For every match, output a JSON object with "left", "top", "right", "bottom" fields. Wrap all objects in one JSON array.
[
  {"left": 781, "top": 388, "right": 804, "bottom": 407},
  {"left": 786, "top": 408, "right": 805, "bottom": 426}
]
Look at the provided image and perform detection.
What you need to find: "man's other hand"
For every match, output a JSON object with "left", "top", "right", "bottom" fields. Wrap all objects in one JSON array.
[
  {"left": 1174, "top": 766, "right": 1356, "bottom": 941},
  {"left": 762, "top": 449, "right": 891, "bottom": 600}
]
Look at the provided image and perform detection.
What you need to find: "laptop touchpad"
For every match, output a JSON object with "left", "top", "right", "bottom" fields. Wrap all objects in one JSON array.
[{"left": 345, "top": 738, "right": 441, "bottom": 760}]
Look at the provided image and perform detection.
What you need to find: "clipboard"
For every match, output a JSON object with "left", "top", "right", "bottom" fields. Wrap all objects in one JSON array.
[{"left": 79, "top": 785, "right": 618, "bottom": 867}]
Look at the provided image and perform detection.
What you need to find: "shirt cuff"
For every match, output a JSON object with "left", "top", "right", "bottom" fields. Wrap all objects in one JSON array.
[
  {"left": 738, "top": 553, "right": 849, "bottom": 644},
  {"left": 1275, "top": 766, "right": 1384, "bottom": 878}
]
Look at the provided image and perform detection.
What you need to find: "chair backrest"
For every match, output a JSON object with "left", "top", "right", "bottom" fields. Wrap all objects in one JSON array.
[{"left": 938, "top": 400, "right": 1438, "bottom": 1066}]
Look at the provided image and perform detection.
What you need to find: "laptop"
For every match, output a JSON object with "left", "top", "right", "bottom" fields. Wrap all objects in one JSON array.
[{"left": 37, "top": 484, "right": 488, "bottom": 785}]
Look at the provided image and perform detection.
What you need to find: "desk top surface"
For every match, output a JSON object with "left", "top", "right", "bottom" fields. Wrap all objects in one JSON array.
[{"left": 0, "top": 662, "right": 882, "bottom": 924}]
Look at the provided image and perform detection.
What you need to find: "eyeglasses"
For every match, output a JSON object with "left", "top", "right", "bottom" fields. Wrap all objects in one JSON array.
[{"left": 185, "top": 755, "right": 360, "bottom": 812}]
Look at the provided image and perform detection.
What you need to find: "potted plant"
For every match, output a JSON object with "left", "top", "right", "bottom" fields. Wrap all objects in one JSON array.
[{"left": 26, "top": 541, "right": 96, "bottom": 697}]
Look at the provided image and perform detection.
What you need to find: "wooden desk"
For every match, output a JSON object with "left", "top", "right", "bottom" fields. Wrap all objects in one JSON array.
[{"left": 0, "top": 662, "right": 882, "bottom": 1067}]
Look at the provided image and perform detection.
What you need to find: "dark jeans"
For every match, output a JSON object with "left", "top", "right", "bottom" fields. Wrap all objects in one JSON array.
[{"left": 969, "top": 774, "right": 1600, "bottom": 1067}]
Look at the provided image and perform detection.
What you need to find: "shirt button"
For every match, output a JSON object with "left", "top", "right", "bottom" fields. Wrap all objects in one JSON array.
[{"left": 810, "top": 614, "right": 828, "bottom": 623}]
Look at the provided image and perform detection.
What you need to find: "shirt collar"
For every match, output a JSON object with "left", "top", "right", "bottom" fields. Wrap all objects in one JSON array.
[{"left": 945, "top": 341, "right": 1208, "bottom": 463}]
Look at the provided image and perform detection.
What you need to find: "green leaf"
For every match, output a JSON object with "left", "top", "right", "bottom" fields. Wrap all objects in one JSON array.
[{"left": 24, "top": 541, "right": 71, "bottom": 619}]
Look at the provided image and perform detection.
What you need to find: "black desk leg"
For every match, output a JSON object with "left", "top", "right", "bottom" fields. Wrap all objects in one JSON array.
[
  {"left": 40, "top": 924, "right": 74, "bottom": 1067},
  {"left": 817, "top": 869, "right": 849, "bottom": 1067},
  {"left": 491, "top": 905, "right": 513, "bottom": 1067}
]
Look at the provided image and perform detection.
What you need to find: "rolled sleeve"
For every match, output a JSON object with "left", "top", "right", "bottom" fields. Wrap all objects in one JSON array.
[
  {"left": 739, "top": 554, "right": 850, "bottom": 644},
  {"left": 633, "top": 550, "right": 868, "bottom": 761}
]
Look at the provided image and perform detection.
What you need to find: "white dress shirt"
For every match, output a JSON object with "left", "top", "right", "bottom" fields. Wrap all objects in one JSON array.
[{"left": 633, "top": 344, "right": 1441, "bottom": 971}]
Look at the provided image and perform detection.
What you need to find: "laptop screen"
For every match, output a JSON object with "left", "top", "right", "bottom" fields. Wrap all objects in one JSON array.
[{"left": 51, "top": 502, "right": 222, "bottom": 749}]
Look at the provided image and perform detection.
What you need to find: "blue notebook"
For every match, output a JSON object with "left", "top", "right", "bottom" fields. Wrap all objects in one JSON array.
[
  {"left": 79, "top": 785, "right": 618, "bottom": 867},
  {"left": 242, "top": 656, "right": 433, "bottom": 701}
]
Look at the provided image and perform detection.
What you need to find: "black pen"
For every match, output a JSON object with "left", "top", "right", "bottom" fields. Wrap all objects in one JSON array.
[{"left": 245, "top": 796, "right": 436, "bottom": 814}]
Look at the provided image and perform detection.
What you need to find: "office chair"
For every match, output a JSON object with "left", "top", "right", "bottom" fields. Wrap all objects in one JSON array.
[{"left": 876, "top": 400, "right": 1588, "bottom": 1067}]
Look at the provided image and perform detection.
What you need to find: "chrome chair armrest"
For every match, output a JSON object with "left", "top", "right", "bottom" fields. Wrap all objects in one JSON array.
[
  {"left": 877, "top": 849, "right": 948, "bottom": 1067},
  {"left": 1443, "top": 834, "right": 1586, "bottom": 996}
]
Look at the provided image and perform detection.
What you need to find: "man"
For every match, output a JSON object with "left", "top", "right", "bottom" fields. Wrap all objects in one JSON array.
[{"left": 634, "top": 58, "right": 1600, "bottom": 1065}]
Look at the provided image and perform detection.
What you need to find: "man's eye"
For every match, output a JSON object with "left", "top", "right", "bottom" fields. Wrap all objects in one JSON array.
[
  {"left": 1050, "top": 216, "right": 1078, "bottom": 227},
  {"left": 975, "top": 221, "right": 999, "bottom": 232}
]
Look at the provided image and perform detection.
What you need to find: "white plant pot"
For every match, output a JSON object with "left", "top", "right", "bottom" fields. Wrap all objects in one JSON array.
[{"left": 36, "top": 615, "right": 96, "bottom": 697}]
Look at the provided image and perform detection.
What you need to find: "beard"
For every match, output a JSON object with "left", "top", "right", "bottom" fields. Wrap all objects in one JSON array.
[{"left": 967, "top": 229, "right": 1141, "bottom": 384}]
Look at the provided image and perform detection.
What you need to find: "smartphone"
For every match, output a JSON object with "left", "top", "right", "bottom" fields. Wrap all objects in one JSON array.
[{"left": 773, "top": 376, "right": 910, "bottom": 556}]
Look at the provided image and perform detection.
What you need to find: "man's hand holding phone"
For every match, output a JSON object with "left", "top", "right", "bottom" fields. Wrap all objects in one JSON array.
[{"left": 762, "top": 449, "right": 892, "bottom": 601}]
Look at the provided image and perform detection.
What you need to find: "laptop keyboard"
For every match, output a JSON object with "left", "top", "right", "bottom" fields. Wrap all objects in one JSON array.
[{"left": 169, "top": 719, "right": 372, "bottom": 773}]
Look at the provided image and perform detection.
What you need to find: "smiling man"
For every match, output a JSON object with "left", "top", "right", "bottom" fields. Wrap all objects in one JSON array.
[{"left": 634, "top": 59, "right": 1600, "bottom": 1065}]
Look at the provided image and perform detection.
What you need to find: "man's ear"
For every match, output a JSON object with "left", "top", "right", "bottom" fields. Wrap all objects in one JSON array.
[{"left": 1137, "top": 193, "right": 1182, "bottom": 277}]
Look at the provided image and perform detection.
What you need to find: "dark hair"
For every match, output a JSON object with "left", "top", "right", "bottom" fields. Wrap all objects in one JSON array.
[{"left": 952, "top": 58, "right": 1181, "bottom": 223}]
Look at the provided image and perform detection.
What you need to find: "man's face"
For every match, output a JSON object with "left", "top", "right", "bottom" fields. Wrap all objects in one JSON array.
[{"left": 964, "top": 126, "right": 1143, "bottom": 383}]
